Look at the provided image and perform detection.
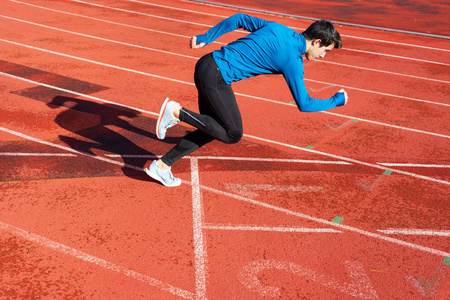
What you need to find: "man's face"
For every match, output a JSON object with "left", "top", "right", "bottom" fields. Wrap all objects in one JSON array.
[{"left": 305, "top": 39, "right": 334, "bottom": 60}]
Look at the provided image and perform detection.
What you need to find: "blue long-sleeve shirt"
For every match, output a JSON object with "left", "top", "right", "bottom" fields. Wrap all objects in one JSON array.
[{"left": 196, "top": 13, "right": 345, "bottom": 112}]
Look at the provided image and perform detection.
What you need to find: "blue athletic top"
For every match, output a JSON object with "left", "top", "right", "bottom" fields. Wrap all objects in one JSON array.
[{"left": 196, "top": 13, "right": 345, "bottom": 112}]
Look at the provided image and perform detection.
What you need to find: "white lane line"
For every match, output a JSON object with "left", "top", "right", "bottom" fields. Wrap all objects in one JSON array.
[
  {"left": 0, "top": 72, "right": 159, "bottom": 117},
  {"left": 0, "top": 152, "right": 77, "bottom": 157},
  {"left": 1, "top": 73, "right": 448, "bottom": 186},
  {"left": 1, "top": 125, "right": 448, "bottom": 258},
  {"left": 11, "top": 0, "right": 450, "bottom": 60},
  {"left": 0, "top": 15, "right": 200, "bottom": 60},
  {"left": 305, "top": 78, "right": 450, "bottom": 108},
  {"left": 199, "top": 184, "right": 450, "bottom": 257},
  {"left": 192, "top": 156, "right": 352, "bottom": 164},
  {"left": 203, "top": 223, "right": 342, "bottom": 233},
  {"left": 0, "top": 127, "right": 143, "bottom": 172},
  {"left": 0, "top": 38, "right": 194, "bottom": 86},
  {"left": 13, "top": 0, "right": 450, "bottom": 53},
  {"left": 243, "top": 134, "right": 450, "bottom": 185},
  {"left": 320, "top": 60, "right": 450, "bottom": 84},
  {"left": 187, "top": 0, "right": 449, "bottom": 40},
  {"left": 0, "top": 221, "right": 195, "bottom": 299},
  {"left": 6, "top": 12, "right": 445, "bottom": 88},
  {"left": 322, "top": 110, "right": 450, "bottom": 138},
  {"left": 377, "top": 229, "right": 450, "bottom": 236},
  {"left": 335, "top": 34, "right": 450, "bottom": 53},
  {"left": 1, "top": 41, "right": 448, "bottom": 138},
  {"left": 9, "top": 0, "right": 192, "bottom": 40},
  {"left": 66, "top": 0, "right": 450, "bottom": 62},
  {"left": 105, "top": 154, "right": 352, "bottom": 165},
  {"left": 190, "top": 157, "right": 208, "bottom": 300},
  {"left": 377, "top": 163, "right": 450, "bottom": 168},
  {"left": 345, "top": 48, "right": 450, "bottom": 66},
  {"left": 69, "top": 0, "right": 214, "bottom": 28},
  {"left": 127, "top": 0, "right": 227, "bottom": 18}
]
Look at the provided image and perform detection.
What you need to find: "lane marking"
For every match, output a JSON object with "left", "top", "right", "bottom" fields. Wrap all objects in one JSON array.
[
  {"left": 0, "top": 127, "right": 143, "bottom": 172},
  {"left": 305, "top": 78, "right": 450, "bottom": 108},
  {"left": 337, "top": 34, "right": 450, "bottom": 53},
  {"left": 243, "top": 134, "right": 450, "bottom": 185},
  {"left": 13, "top": 0, "right": 449, "bottom": 56},
  {"left": 68, "top": 0, "right": 215, "bottom": 28},
  {"left": 203, "top": 223, "right": 342, "bottom": 233},
  {"left": 13, "top": 0, "right": 449, "bottom": 65},
  {"left": 377, "top": 229, "right": 450, "bottom": 236},
  {"left": 190, "top": 157, "right": 208, "bottom": 299},
  {"left": 1, "top": 73, "right": 448, "bottom": 186},
  {"left": 2, "top": 67, "right": 447, "bottom": 144},
  {"left": 105, "top": 154, "right": 352, "bottom": 164},
  {"left": 377, "top": 163, "right": 450, "bottom": 168},
  {"left": 331, "top": 216, "right": 344, "bottom": 224},
  {"left": 0, "top": 15, "right": 200, "bottom": 60},
  {"left": 0, "top": 152, "right": 77, "bottom": 157},
  {"left": 320, "top": 60, "right": 450, "bottom": 84},
  {"left": 187, "top": 0, "right": 449, "bottom": 41},
  {"left": 188, "top": 156, "right": 351, "bottom": 164},
  {"left": 127, "top": 0, "right": 227, "bottom": 18},
  {"left": 355, "top": 169, "right": 392, "bottom": 192},
  {"left": 0, "top": 221, "right": 195, "bottom": 299},
  {"left": 0, "top": 72, "right": 159, "bottom": 117},
  {"left": 444, "top": 257, "right": 450, "bottom": 266},
  {"left": 126, "top": 0, "right": 450, "bottom": 54},
  {"left": 13, "top": 0, "right": 450, "bottom": 54},
  {"left": 225, "top": 183, "right": 323, "bottom": 198},
  {"left": 4, "top": 8, "right": 449, "bottom": 84},
  {"left": 239, "top": 259, "right": 378, "bottom": 298},
  {"left": 2, "top": 37, "right": 450, "bottom": 120},
  {"left": 405, "top": 259, "right": 448, "bottom": 297},
  {"left": 9, "top": 0, "right": 194, "bottom": 40},
  {"left": 199, "top": 184, "right": 450, "bottom": 257},
  {"left": 0, "top": 126, "right": 449, "bottom": 258},
  {"left": 344, "top": 48, "right": 450, "bottom": 67},
  {"left": 326, "top": 118, "right": 359, "bottom": 131},
  {"left": 322, "top": 111, "right": 450, "bottom": 138}
]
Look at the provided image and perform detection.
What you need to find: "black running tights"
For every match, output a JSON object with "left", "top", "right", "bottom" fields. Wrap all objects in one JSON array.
[{"left": 161, "top": 53, "right": 243, "bottom": 166}]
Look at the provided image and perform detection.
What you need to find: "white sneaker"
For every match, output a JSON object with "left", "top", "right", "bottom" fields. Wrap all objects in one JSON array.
[
  {"left": 145, "top": 161, "right": 181, "bottom": 187},
  {"left": 156, "top": 97, "right": 180, "bottom": 140}
]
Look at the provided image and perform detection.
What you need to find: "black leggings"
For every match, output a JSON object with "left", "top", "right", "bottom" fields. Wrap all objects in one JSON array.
[{"left": 161, "top": 53, "right": 243, "bottom": 166}]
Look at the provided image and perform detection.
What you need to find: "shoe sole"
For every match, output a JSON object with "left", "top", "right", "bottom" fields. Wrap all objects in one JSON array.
[
  {"left": 144, "top": 166, "right": 181, "bottom": 187},
  {"left": 156, "top": 97, "right": 170, "bottom": 140}
]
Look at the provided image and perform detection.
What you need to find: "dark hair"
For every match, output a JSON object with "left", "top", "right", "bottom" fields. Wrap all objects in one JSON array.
[{"left": 302, "top": 20, "right": 342, "bottom": 49}]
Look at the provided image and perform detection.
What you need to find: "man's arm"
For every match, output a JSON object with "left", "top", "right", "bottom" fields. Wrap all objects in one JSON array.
[
  {"left": 193, "top": 13, "right": 268, "bottom": 48},
  {"left": 283, "top": 59, "right": 347, "bottom": 112}
]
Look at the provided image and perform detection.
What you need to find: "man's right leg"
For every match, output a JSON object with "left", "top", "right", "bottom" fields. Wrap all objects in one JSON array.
[{"left": 146, "top": 53, "right": 241, "bottom": 186}]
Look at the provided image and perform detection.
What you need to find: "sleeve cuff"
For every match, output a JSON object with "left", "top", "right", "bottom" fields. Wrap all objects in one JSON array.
[
  {"left": 196, "top": 34, "right": 208, "bottom": 45},
  {"left": 335, "top": 92, "right": 346, "bottom": 106}
]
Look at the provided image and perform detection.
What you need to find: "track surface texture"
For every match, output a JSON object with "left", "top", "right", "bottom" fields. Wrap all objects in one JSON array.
[{"left": 0, "top": 0, "right": 449, "bottom": 299}]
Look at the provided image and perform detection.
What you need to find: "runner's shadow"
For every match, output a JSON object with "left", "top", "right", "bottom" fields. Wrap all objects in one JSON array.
[{"left": 47, "top": 96, "right": 178, "bottom": 181}]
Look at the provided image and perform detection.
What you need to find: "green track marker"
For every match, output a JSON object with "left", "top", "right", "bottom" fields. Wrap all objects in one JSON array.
[
  {"left": 330, "top": 84, "right": 335, "bottom": 87},
  {"left": 288, "top": 101, "right": 295, "bottom": 105},
  {"left": 305, "top": 145, "right": 314, "bottom": 150},
  {"left": 383, "top": 170, "right": 392, "bottom": 175},
  {"left": 444, "top": 257, "right": 450, "bottom": 266},
  {"left": 352, "top": 119, "right": 359, "bottom": 122},
  {"left": 331, "top": 216, "right": 344, "bottom": 224}
]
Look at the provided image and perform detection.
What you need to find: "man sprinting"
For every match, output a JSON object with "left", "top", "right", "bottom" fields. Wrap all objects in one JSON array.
[{"left": 145, "top": 13, "right": 348, "bottom": 187}]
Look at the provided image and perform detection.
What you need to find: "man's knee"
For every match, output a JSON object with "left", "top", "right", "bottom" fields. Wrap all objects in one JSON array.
[{"left": 226, "top": 129, "right": 243, "bottom": 144}]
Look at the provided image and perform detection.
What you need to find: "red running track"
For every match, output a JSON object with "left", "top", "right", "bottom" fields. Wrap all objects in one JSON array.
[{"left": 0, "top": 0, "right": 449, "bottom": 299}]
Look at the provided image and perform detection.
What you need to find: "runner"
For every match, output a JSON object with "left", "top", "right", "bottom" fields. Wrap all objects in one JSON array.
[{"left": 145, "top": 13, "right": 348, "bottom": 187}]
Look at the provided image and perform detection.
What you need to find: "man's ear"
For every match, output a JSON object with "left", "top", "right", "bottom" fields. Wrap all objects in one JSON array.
[{"left": 312, "top": 39, "right": 322, "bottom": 46}]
